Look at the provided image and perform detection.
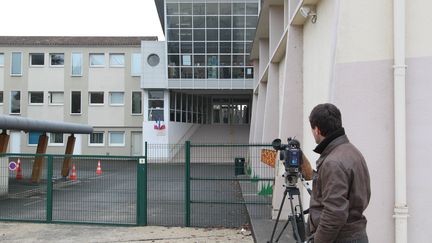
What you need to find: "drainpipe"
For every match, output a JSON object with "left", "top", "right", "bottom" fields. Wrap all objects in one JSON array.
[{"left": 393, "top": 0, "right": 408, "bottom": 242}]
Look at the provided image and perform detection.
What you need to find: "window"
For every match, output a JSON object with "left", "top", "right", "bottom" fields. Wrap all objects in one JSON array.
[
  {"left": 28, "top": 132, "right": 42, "bottom": 145},
  {"left": 0, "top": 91, "right": 3, "bottom": 104},
  {"left": 132, "top": 91, "right": 142, "bottom": 114},
  {"left": 71, "top": 53, "right": 83, "bottom": 76},
  {"left": 109, "top": 92, "right": 124, "bottom": 106},
  {"left": 29, "top": 91, "right": 44, "bottom": 104},
  {"left": 89, "top": 132, "right": 104, "bottom": 146},
  {"left": 0, "top": 53, "right": 4, "bottom": 66},
  {"left": 131, "top": 53, "right": 141, "bottom": 76},
  {"left": 71, "top": 91, "right": 81, "bottom": 114},
  {"left": 30, "top": 53, "right": 44, "bottom": 66},
  {"left": 90, "top": 53, "right": 105, "bottom": 67},
  {"left": 49, "top": 133, "right": 64, "bottom": 145},
  {"left": 147, "top": 54, "right": 160, "bottom": 67},
  {"left": 11, "top": 52, "right": 22, "bottom": 76},
  {"left": 109, "top": 131, "right": 125, "bottom": 146},
  {"left": 10, "top": 91, "right": 20, "bottom": 114},
  {"left": 89, "top": 92, "right": 104, "bottom": 105},
  {"left": 49, "top": 92, "right": 64, "bottom": 105},
  {"left": 148, "top": 90, "right": 164, "bottom": 121},
  {"left": 50, "top": 53, "right": 64, "bottom": 66},
  {"left": 109, "top": 53, "right": 125, "bottom": 67}
]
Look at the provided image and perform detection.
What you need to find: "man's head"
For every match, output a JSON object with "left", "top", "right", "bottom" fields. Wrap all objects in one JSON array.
[{"left": 309, "top": 103, "right": 342, "bottom": 144}]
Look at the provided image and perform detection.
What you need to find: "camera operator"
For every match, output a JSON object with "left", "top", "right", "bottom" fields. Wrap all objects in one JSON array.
[{"left": 307, "top": 103, "right": 371, "bottom": 243}]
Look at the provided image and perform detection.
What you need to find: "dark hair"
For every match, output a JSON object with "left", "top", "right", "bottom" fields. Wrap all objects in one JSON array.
[{"left": 309, "top": 103, "right": 342, "bottom": 136}]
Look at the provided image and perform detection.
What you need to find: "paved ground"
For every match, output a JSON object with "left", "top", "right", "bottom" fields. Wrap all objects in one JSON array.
[{"left": 0, "top": 222, "right": 254, "bottom": 243}]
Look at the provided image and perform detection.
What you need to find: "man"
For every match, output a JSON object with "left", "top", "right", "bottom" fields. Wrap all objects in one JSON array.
[{"left": 308, "top": 103, "right": 371, "bottom": 243}]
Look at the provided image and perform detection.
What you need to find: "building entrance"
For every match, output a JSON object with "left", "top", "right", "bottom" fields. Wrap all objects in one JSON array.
[{"left": 212, "top": 98, "right": 250, "bottom": 125}]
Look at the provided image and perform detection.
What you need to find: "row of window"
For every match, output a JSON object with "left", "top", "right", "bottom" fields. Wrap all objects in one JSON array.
[
  {"left": 168, "top": 66, "right": 253, "bottom": 79},
  {"left": 27, "top": 131, "right": 127, "bottom": 147},
  {"left": 166, "top": 2, "right": 259, "bottom": 16},
  {"left": 0, "top": 90, "right": 142, "bottom": 115},
  {"left": 166, "top": 15, "right": 258, "bottom": 29},
  {"left": 0, "top": 52, "right": 142, "bottom": 77},
  {"left": 168, "top": 41, "right": 253, "bottom": 54},
  {"left": 168, "top": 54, "right": 252, "bottom": 66},
  {"left": 168, "top": 29, "right": 256, "bottom": 42}
]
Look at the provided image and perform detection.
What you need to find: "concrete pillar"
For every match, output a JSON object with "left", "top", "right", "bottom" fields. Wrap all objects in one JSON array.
[
  {"left": 31, "top": 133, "right": 48, "bottom": 183},
  {"left": 61, "top": 134, "right": 76, "bottom": 178}
]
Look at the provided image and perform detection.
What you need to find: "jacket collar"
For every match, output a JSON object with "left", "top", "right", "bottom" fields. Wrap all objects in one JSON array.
[
  {"left": 313, "top": 127, "right": 346, "bottom": 154},
  {"left": 314, "top": 128, "right": 349, "bottom": 169}
]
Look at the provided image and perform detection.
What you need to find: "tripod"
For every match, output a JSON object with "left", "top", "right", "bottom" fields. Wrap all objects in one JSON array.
[{"left": 268, "top": 184, "right": 307, "bottom": 243}]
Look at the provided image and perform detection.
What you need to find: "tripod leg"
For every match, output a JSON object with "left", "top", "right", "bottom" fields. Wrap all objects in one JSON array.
[
  {"left": 268, "top": 188, "right": 288, "bottom": 243},
  {"left": 275, "top": 216, "right": 292, "bottom": 242},
  {"left": 289, "top": 193, "right": 302, "bottom": 243}
]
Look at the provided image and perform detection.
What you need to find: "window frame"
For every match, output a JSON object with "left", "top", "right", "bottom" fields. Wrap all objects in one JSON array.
[
  {"left": 11, "top": 52, "right": 22, "bottom": 76},
  {"left": 109, "top": 53, "right": 125, "bottom": 67},
  {"left": 71, "top": 52, "right": 83, "bottom": 76},
  {"left": 48, "top": 132, "right": 64, "bottom": 146},
  {"left": 29, "top": 53, "right": 45, "bottom": 67},
  {"left": 28, "top": 91, "right": 44, "bottom": 105},
  {"left": 108, "top": 131, "right": 125, "bottom": 147},
  {"left": 132, "top": 91, "right": 142, "bottom": 115},
  {"left": 10, "top": 90, "right": 21, "bottom": 114},
  {"left": 88, "top": 132, "right": 105, "bottom": 146},
  {"left": 70, "top": 91, "right": 82, "bottom": 115},
  {"left": 131, "top": 53, "right": 141, "bottom": 76},
  {"left": 109, "top": 92, "right": 124, "bottom": 106},
  {"left": 89, "top": 53, "right": 105, "bottom": 67},
  {"left": 48, "top": 91, "right": 64, "bottom": 105},
  {"left": 89, "top": 92, "right": 105, "bottom": 106}
]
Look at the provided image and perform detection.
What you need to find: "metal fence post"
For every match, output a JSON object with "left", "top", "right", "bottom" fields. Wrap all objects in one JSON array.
[
  {"left": 46, "top": 155, "right": 53, "bottom": 223},
  {"left": 185, "top": 141, "right": 191, "bottom": 227},
  {"left": 137, "top": 142, "right": 147, "bottom": 226}
]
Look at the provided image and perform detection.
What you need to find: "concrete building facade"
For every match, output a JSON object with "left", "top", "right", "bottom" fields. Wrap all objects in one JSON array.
[{"left": 250, "top": 0, "right": 430, "bottom": 242}]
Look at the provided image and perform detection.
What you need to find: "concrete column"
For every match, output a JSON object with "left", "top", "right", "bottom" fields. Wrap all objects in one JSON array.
[
  {"left": 253, "top": 83, "right": 267, "bottom": 143},
  {"left": 31, "top": 133, "right": 48, "bottom": 183},
  {"left": 262, "top": 64, "right": 280, "bottom": 143},
  {"left": 61, "top": 134, "right": 76, "bottom": 178}
]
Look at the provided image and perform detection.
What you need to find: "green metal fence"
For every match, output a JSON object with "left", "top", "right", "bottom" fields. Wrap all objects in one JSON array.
[
  {"left": 0, "top": 153, "right": 145, "bottom": 226},
  {"left": 0, "top": 142, "right": 275, "bottom": 228}
]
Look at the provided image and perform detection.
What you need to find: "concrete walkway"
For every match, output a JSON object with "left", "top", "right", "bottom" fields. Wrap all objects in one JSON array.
[{"left": 0, "top": 222, "right": 253, "bottom": 243}]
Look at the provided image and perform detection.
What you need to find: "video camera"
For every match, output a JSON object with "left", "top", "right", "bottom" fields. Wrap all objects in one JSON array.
[{"left": 272, "top": 137, "right": 303, "bottom": 186}]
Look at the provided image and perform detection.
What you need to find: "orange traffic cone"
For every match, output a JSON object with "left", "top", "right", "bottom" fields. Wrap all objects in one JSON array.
[
  {"left": 16, "top": 159, "right": 23, "bottom": 180},
  {"left": 69, "top": 164, "right": 77, "bottom": 181},
  {"left": 96, "top": 160, "right": 102, "bottom": 175}
]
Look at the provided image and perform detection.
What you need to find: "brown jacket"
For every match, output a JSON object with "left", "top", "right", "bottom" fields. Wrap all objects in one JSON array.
[{"left": 308, "top": 134, "right": 371, "bottom": 243}]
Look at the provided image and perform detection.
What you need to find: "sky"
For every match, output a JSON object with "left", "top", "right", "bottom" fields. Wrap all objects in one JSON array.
[{"left": 0, "top": 0, "right": 165, "bottom": 40}]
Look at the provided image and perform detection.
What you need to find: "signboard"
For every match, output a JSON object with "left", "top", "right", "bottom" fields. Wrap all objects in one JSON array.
[
  {"left": 9, "top": 161, "right": 17, "bottom": 171},
  {"left": 261, "top": 149, "right": 277, "bottom": 168}
]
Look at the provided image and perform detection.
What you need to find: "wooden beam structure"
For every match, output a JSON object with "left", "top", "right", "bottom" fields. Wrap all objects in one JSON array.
[
  {"left": 0, "top": 130, "right": 9, "bottom": 153},
  {"left": 61, "top": 134, "right": 76, "bottom": 178},
  {"left": 31, "top": 133, "right": 48, "bottom": 183}
]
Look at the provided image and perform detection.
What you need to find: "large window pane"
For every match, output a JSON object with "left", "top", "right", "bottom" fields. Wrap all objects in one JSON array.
[
  {"left": 194, "top": 42, "right": 205, "bottom": 53},
  {"left": 0, "top": 91, "right": 3, "bottom": 103},
  {"left": 232, "top": 55, "right": 245, "bottom": 66},
  {"left": 89, "top": 92, "right": 104, "bottom": 105},
  {"left": 207, "top": 67, "right": 218, "bottom": 79},
  {"left": 10, "top": 91, "right": 21, "bottom": 114},
  {"left": 132, "top": 92, "right": 142, "bottom": 114},
  {"left": 220, "top": 68, "right": 231, "bottom": 79},
  {"left": 49, "top": 133, "right": 64, "bottom": 145},
  {"left": 179, "top": 3, "right": 192, "bottom": 15},
  {"left": 220, "top": 16, "right": 231, "bottom": 28},
  {"left": 49, "top": 92, "right": 64, "bottom": 104},
  {"left": 233, "top": 29, "right": 245, "bottom": 41},
  {"left": 246, "top": 3, "right": 259, "bottom": 15},
  {"left": 193, "top": 16, "right": 205, "bottom": 28},
  {"left": 167, "top": 16, "right": 180, "bottom": 28},
  {"left": 206, "top": 3, "right": 218, "bottom": 15},
  {"left": 206, "top": 16, "right": 218, "bottom": 28},
  {"left": 207, "top": 29, "right": 218, "bottom": 41},
  {"left": 166, "top": 3, "right": 179, "bottom": 15},
  {"left": 246, "top": 29, "right": 256, "bottom": 40},
  {"left": 90, "top": 53, "right": 104, "bottom": 66},
  {"left": 207, "top": 42, "right": 218, "bottom": 53},
  {"left": 233, "top": 3, "right": 245, "bottom": 14},
  {"left": 71, "top": 53, "right": 83, "bottom": 76},
  {"left": 109, "top": 132, "right": 125, "bottom": 146},
  {"left": 109, "top": 92, "right": 124, "bottom": 105},
  {"left": 207, "top": 55, "right": 218, "bottom": 66},
  {"left": 167, "top": 29, "right": 179, "bottom": 41},
  {"left": 193, "top": 29, "right": 205, "bottom": 41},
  {"left": 71, "top": 91, "right": 81, "bottom": 114},
  {"left": 232, "top": 68, "right": 245, "bottom": 79},
  {"left": 245, "top": 67, "right": 254, "bottom": 79},
  {"left": 220, "top": 3, "right": 232, "bottom": 15},
  {"left": 181, "top": 67, "right": 192, "bottom": 78},
  {"left": 220, "top": 29, "right": 231, "bottom": 41},
  {"left": 180, "top": 16, "right": 192, "bottom": 28},
  {"left": 89, "top": 132, "right": 104, "bottom": 145},
  {"left": 246, "top": 16, "right": 258, "bottom": 28},
  {"left": 233, "top": 42, "right": 245, "bottom": 53},
  {"left": 182, "top": 55, "right": 192, "bottom": 66},
  {"left": 233, "top": 16, "right": 245, "bottom": 28},
  {"left": 168, "top": 42, "right": 180, "bottom": 53},
  {"left": 194, "top": 68, "right": 205, "bottom": 79},
  {"left": 50, "top": 53, "right": 64, "bottom": 66},
  {"left": 220, "top": 55, "right": 231, "bottom": 66},
  {"left": 131, "top": 53, "right": 141, "bottom": 76},
  {"left": 180, "top": 29, "right": 192, "bottom": 41},
  {"left": 181, "top": 42, "right": 192, "bottom": 53},
  {"left": 30, "top": 53, "right": 44, "bottom": 66},
  {"left": 28, "top": 132, "right": 42, "bottom": 145},
  {"left": 29, "top": 91, "right": 44, "bottom": 104},
  {"left": 11, "top": 52, "right": 22, "bottom": 75},
  {"left": 193, "top": 55, "right": 205, "bottom": 66},
  {"left": 168, "top": 67, "right": 180, "bottom": 78},
  {"left": 168, "top": 55, "right": 180, "bottom": 66},
  {"left": 193, "top": 3, "right": 205, "bottom": 15}
]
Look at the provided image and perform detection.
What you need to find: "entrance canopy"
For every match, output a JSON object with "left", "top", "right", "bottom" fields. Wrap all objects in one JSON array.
[{"left": 0, "top": 115, "right": 93, "bottom": 134}]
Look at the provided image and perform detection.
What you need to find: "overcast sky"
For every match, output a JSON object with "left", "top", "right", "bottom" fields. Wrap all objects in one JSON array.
[{"left": 0, "top": 0, "right": 164, "bottom": 40}]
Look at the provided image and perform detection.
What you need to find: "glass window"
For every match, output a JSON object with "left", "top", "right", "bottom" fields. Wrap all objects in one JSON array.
[
  {"left": 233, "top": 16, "right": 245, "bottom": 28},
  {"left": 49, "top": 92, "right": 64, "bottom": 104},
  {"left": 109, "top": 54, "right": 125, "bottom": 67},
  {"left": 246, "top": 3, "right": 259, "bottom": 15},
  {"left": 232, "top": 68, "right": 245, "bottom": 79},
  {"left": 28, "top": 132, "right": 42, "bottom": 145},
  {"left": 182, "top": 55, "right": 192, "bottom": 66},
  {"left": 89, "top": 132, "right": 104, "bottom": 145},
  {"left": 90, "top": 53, "right": 105, "bottom": 67},
  {"left": 132, "top": 91, "right": 142, "bottom": 114},
  {"left": 193, "top": 16, "right": 205, "bottom": 28},
  {"left": 180, "top": 16, "right": 192, "bottom": 28},
  {"left": 220, "top": 3, "right": 232, "bottom": 15},
  {"left": 232, "top": 55, "right": 245, "bottom": 66},
  {"left": 71, "top": 91, "right": 81, "bottom": 114},
  {"left": 220, "top": 68, "right": 231, "bottom": 79},
  {"left": 30, "top": 53, "right": 44, "bottom": 66},
  {"left": 131, "top": 53, "right": 141, "bottom": 76},
  {"left": 233, "top": 42, "right": 245, "bottom": 53},
  {"left": 207, "top": 42, "right": 218, "bottom": 53},
  {"left": 89, "top": 92, "right": 104, "bottom": 105},
  {"left": 180, "top": 29, "right": 192, "bottom": 41},
  {"left": 109, "top": 132, "right": 125, "bottom": 146},
  {"left": 166, "top": 3, "right": 179, "bottom": 15},
  {"left": 193, "top": 29, "right": 205, "bottom": 41},
  {"left": 233, "top": 3, "right": 245, "bottom": 14},
  {"left": 109, "top": 92, "right": 124, "bottom": 105},
  {"left": 29, "top": 91, "right": 44, "bottom": 104},
  {"left": 194, "top": 68, "right": 205, "bottom": 79},
  {"left": 193, "top": 55, "right": 205, "bottom": 66},
  {"left": 10, "top": 91, "right": 20, "bottom": 114},
  {"left": 147, "top": 54, "right": 160, "bottom": 67},
  {"left": 220, "top": 55, "right": 231, "bottom": 66},
  {"left": 207, "top": 67, "right": 218, "bottom": 79},
  {"left": 148, "top": 90, "right": 164, "bottom": 121},
  {"left": 167, "top": 16, "right": 180, "bottom": 28},
  {"left": 207, "top": 29, "right": 218, "bottom": 41},
  {"left": 193, "top": 3, "right": 205, "bottom": 15},
  {"left": 220, "top": 29, "right": 231, "bottom": 41},
  {"left": 168, "top": 42, "right": 179, "bottom": 53},
  {"left": 206, "top": 16, "right": 218, "bottom": 28},
  {"left": 168, "top": 67, "right": 180, "bottom": 78},
  {"left": 49, "top": 133, "right": 64, "bottom": 145},
  {"left": 167, "top": 29, "right": 179, "bottom": 41},
  {"left": 207, "top": 55, "right": 218, "bottom": 66},
  {"left": 206, "top": 3, "right": 218, "bottom": 15},
  {"left": 71, "top": 53, "right": 83, "bottom": 76},
  {"left": 246, "top": 29, "right": 256, "bottom": 40},
  {"left": 149, "top": 90, "right": 163, "bottom": 99},
  {"left": 194, "top": 42, "right": 205, "bottom": 53},
  {"left": 220, "top": 16, "right": 231, "bottom": 28},
  {"left": 11, "top": 52, "right": 22, "bottom": 76},
  {"left": 220, "top": 42, "right": 231, "bottom": 53},
  {"left": 181, "top": 42, "right": 192, "bottom": 53},
  {"left": 246, "top": 16, "right": 258, "bottom": 28},
  {"left": 0, "top": 53, "right": 4, "bottom": 66},
  {"left": 168, "top": 55, "right": 180, "bottom": 66},
  {"left": 0, "top": 91, "right": 3, "bottom": 104},
  {"left": 246, "top": 67, "right": 254, "bottom": 79},
  {"left": 181, "top": 68, "right": 192, "bottom": 78},
  {"left": 233, "top": 29, "right": 244, "bottom": 41},
  {"left": 179, "top": 3, "right": 192, "bottom": 15},
  {"left": 50, "top": 53, "right": 64, "bottom": 66}
]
